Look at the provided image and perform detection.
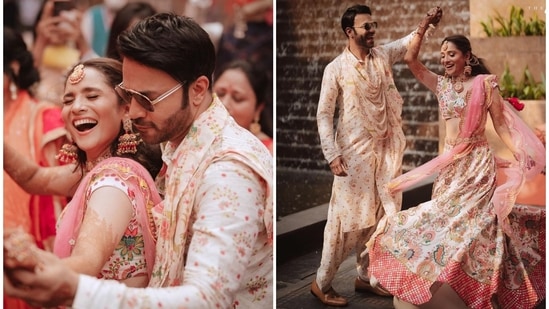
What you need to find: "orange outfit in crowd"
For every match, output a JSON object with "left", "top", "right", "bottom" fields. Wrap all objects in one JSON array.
[{"left": 4, "top": 90, "right": 67, "bottom": 309}]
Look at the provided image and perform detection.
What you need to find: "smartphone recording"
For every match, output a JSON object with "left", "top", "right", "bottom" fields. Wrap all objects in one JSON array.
[{"left": 53, "top": 1, "right": 76, "bottom": 16}]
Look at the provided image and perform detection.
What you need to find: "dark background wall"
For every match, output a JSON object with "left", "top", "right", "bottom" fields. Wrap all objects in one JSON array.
[{"left": 275, "top": 0, "right": 470, "bottom": 216}]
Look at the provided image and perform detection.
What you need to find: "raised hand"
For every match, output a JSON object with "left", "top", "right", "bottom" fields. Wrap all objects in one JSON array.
[{"left": 426, "top": 6, "right": 443, "bottom": 26}]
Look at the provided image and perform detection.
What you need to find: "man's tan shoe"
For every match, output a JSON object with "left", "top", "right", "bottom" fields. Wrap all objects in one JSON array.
[
  {"left": 354, "top": 277, "right": 392, "bottom": 297},
  {"left": 310, "top": 279, "right": 348, "bottom": 307}
]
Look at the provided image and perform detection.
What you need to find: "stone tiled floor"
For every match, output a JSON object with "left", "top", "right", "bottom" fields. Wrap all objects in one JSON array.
[
  {"left": 276, "top": 247, "right": 546, "bottom": 309},
  {"left": 276, "top": 170, "right": 545, "bottom": 309},
  {"left": 277, "top": 249, "right": 394, "bottom": 309}
]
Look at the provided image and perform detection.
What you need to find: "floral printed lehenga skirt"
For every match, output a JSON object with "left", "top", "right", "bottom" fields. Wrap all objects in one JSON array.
[{"left": 368, "top": 139, "right": 545, "bottom": 309}]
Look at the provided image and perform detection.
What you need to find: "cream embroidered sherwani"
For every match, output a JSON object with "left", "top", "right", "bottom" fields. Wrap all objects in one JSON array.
[{"left": 315, "top": 33, "right": 413, "bottom": 289}]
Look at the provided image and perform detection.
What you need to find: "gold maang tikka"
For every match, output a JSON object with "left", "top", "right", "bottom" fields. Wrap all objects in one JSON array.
[{"left": 68, "top": 64, "right": 85, "bottom": 84}]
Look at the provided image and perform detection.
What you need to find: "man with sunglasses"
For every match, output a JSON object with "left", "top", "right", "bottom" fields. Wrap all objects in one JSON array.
[
  {"left": 312, "top": 4, "right": 441, "bottom": 306},
  {"left": 5, "top": 12, "right": 273, "bottom": 308}
]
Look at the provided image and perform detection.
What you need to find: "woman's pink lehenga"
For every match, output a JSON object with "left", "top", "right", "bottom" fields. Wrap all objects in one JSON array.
[{"left": 367, "top": 75, "right": 546, "bottom": 309}]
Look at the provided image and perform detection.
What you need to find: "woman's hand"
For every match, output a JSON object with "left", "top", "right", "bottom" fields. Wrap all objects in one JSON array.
[
  {"left": 425, "top": 6, "right": 443, "bottom": 27},
  {"left": 4, "top": 229, "right": 39, "bottom": 271},
  {"left": 4, "top": 246, "right": 78, "bottom": 308},
  {"left": 34, "top": 1, "right": 79, "bottom": 46}
]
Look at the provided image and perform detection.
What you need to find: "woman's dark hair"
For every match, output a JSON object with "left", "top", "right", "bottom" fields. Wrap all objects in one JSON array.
[
  {"left": 65, "top": 58, "right": 163, "bottom": 178},
  {"left": 442, "top": 35, "right": 491, "bottom": 76},
  {"left": 341, "top": 5, "right": 372, "bottom": 36},
  {"left": 216, "top": 59, "right": 268, "bottom": 106},
  {"left": 106, "top": 2, "right": 157, "bottom": 61},
  {"left": 4, "top": 27, "right": 40, "bottom": 95},
  {"left": 4, "top": 1, "right": 21, "bottom": 31},
  {"left": 117, "top": 12, "right": 216, "bottom": 99}
]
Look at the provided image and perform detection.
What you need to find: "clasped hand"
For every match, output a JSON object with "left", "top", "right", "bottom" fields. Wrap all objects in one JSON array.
[
  {"left": 4, "top": 228, "right": 76, "bottom": 308},
  {"left": 426, "top": 6, "right": 443, "bottom": 27}
]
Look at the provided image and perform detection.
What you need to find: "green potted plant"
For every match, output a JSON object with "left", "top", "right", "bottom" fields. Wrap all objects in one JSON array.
[
  {"left": 499, "top": 65, "right": 546, "bottom": 100},
  {"left": 467, "top": 6, "right": 546, "bottom": 170},
  {"left": 471, "top": 6, "right": 545, "bottom": 95},
  {"left": 486, "top": 65, "right": 546, "bottom": 163},
  {"left": 480, "top": 5, "right": 546, "bottom": 37}
]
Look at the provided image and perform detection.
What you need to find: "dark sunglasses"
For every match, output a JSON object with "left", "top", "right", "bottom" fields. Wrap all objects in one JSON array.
[
  {"left": 115, "top": 82, "right": 183, "bottom": 112},
  {"left": 352, "top": 22, "right": 378, "bottom": 31}
]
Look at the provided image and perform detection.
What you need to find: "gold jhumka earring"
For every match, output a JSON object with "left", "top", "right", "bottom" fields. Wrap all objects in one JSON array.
[
  {"left": 250, "top": 116, "right": 261, "bottom": 135},
  {"left": 463, "top": 55, "right": 479, "bottom": 77},
  {"left": 117, "top": 118, "right": 142, "bottom": 155},
  {"left": 463, "top": 59, "right": 472, "bottom": 77},
  {"left": 56, "top": 143, "right": 79, "bottom": 164},
  {"left": 9, "top": 82, "right": 17, "bottom": 100}
]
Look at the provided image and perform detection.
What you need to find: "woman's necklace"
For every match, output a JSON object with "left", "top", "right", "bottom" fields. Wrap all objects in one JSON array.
[
  {"left": 451, "top": 74, "right": 465, "bottom": 93},
  {"left": 85, "top": 151, "right": 112, "bottom": 172}
]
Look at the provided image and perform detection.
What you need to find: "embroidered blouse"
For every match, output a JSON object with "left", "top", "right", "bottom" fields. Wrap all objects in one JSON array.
[{"left": 436, "top": 76, "right": 467, "bottom": 120}]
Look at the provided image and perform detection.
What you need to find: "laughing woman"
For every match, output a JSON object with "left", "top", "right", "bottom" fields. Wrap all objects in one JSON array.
[
  {"left": 365, "top": 7, "right": 546, "bottom": 309},
  {"left": 4, "top": 58, "right": 163, "bottom": 287}
]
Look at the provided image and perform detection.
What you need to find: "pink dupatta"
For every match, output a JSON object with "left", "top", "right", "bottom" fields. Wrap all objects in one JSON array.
[
  {"left": 53, "top": 157, "right": 161, "bottom": 278},
  {"left": 385, "top": 74, "right": 545, "bottom": 224}
]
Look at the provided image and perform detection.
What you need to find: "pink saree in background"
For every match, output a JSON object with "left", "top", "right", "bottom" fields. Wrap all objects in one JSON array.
[
  {"left": 368, "top": 75, "right": 546, "bottom": 308},
  {"left": 53, "top": 157, "right": 161, "bottom": 279}
]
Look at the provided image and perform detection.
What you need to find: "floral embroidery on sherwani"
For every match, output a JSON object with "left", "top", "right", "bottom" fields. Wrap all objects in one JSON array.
[{"left": 316, "top": 35, "right": 414, "bottom": 233}]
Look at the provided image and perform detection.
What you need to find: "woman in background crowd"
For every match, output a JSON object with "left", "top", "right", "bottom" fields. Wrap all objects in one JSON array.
[
  {"left": 105, "top": 1, "right": 157, "bottom": 61},
  {"left": 4, "top": 24, "right": 68, "bottom": 309},
  {"left": 81, "top": 0, "right": 128, "bottom": 56},
  {"left": 32, "top": 0, "right": 94, "bottom": 103},
  {"left": 214, "top": 59, "right": 273, "bottom": 153}
]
